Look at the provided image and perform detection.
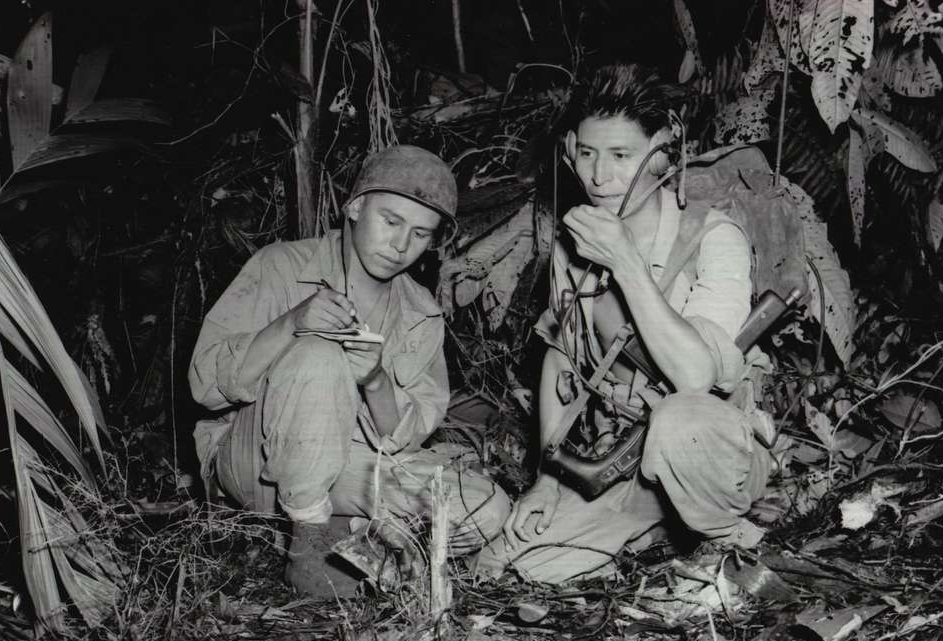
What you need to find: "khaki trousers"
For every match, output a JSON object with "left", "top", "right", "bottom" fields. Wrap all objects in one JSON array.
[
  {"left": 212, "top": 336, "right": 511, "bottom": 554},
  {"left": 476, "top": 392, "right": 772, "bottom": 583}
]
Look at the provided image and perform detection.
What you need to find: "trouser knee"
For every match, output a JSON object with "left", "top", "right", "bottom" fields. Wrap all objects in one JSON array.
[
  {"left": 640, "top": 392, "right": 716, "bottom": 479},
  {"left": 449, "top": 477, "right": 511, "bottom": 554},
  {"left": 267, "top": 335, "right": 350, "bottom": 389},
  {"left": 260, "top": 336, "right": 360, "bottom": 521}
]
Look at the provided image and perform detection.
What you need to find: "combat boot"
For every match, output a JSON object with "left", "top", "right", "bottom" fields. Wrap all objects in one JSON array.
[{"left": 285, "top": 518, "right": 361, "bottom": 599}]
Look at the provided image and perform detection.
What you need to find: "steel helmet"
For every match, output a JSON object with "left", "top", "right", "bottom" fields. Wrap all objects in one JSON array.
[{"left": 346, "top": 145, "right": 458, "bottom": 230}]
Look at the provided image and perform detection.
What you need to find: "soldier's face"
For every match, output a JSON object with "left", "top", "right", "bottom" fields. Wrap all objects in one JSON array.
[
  {"left": 348, "top": 192, "right": 441, "bottom": 280},
  {"left": 568, "top": 116, "right": 659, "bottom": 217}
]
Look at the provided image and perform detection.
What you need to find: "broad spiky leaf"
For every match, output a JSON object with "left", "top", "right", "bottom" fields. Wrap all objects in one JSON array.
[
  {"left": 1, "top": 346, "right": 66, "bottom": 632},
  {"left": 64, "top": 46, "right": 111, "bottom": 121},
  {"left": 768, "top": 0, "right": 812, "bottom": 72},
  {"left": 859, "top": 55, "right": 893, "bottom": 110},
  {"left": 0, "top": 179, "right": 78, "bottom": 205},
  {"left": 929, "top": 197, "right": 943, "bottom": 251},
  {"left": 807, "top": 0, "right": 874, "bottom": 132},
  {"left": 17, "top": 133, "right": 141, "bottom": 173},
  {"left": 0, "top": 307, "right": 41, "bottom": 367},
  {"left": 744, "top": 18, "right": 786, "bottom": 92},
  {"left": 852, "top": 108, "right": 938, "bottom": 172},
  {"left": 673, "top": 0, "right": 705, "bottom": 79},
  {"left": 20, "top": 440, "right": 121, "bottom": 628},
  {"left": 6, "top": 13, "right": 53, "bottom": 171},
  {"left": 0, "top": 237, "right": 102, "bottom": 459},
  {"left": 714, "top": 91, "right": 775, "bottom": 145},
  {"left": 853, "top": 117, "right": 886, "bottom": 167},
  {"left": 64, "top": 98, "right": 171, "bottom": 127},
  {"left": 8, "top": 363, "right": 94, "bottom": 485},
  {"left": 785, "top": 181, "right": 857, "bottom": 366},
  {"left": 847, "top": 128, "right": 867, "bottom": 246},
  {"left": 887, "top": 0, "right": 943, "bottom": 45},
  {"left": 878, "top": 44, "right": 943, "bottom": 98}
]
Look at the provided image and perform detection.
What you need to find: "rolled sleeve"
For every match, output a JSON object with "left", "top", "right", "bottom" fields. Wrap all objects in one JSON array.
[
  {"left": 686, "top": 316, "right": 744, "bottom": 392},
  {"left": 367, "top": 319, "right": 450, "bottom": 454},
  {"left": 211, "top": 329, "right": 259, "bottom": 403},
  {"left": 680, "top": 213, "right": 752, "bottom": 391}
]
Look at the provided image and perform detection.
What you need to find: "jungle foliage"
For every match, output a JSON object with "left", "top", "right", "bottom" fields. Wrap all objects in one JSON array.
[{"left": 0, "top": 0, "right": 941, "bottom": 639}]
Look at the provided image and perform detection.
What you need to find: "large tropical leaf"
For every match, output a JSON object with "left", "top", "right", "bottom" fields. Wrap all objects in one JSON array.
[
  {"left": 64, "top": 98, "right": 171, "bottom": 127},
  {"left": 847, "top": 127, "right": 867, "bottom": 246},
  {"left": 0, "top": 179, "right": 79, "bottom": 205},
  {"left": 714, "top": 90, "right": 775, "bottom": 145},
  {"left": 807, "top": 0, "right": 874, "bottom": 133},
  {"left": 853, "top": 116, "right": 887, "bottom": 168},
  {"left": 858, "top": 55, "right": 893, "bottom": 110},
  {"left": 784, "top": 180, "right": 857, "bottom": 366},
  {"left": 6, "top": 13, "right": 53, "bottom": 172},
  {"left": 15, "top": 133, "right": 142, "bottom": 174},
  {"left": 8, "top": 363, "right": 94, "bottom": 485},
  {"left": 64, "top": 45, "right": 111, "bottom": 121},
  {"left": 0, "top": 240, "right": 117, "bottom": 631},
  {"left": 877, "top": 44, "right": 943, "bottom": 98},
  {"left": 0, "top": 307, "right": 41, "bottom": 368},
  {"left": 744, "top": 17, "right": 786, "bottom": 92},
  {"left": 673, "top": 0, "right": 705, "bottom": 80},
  {"left": 851, "top": 108, "right": 938, "bottom": 172},
  {"left": 0, "top": 13, "right": 151, "bottom": 633},
  {"left": 0, "top": 344, "right": 65, "bottom": 632},
  {"left": 768, "top": 0, "right": 812, "bottom": 72},
  {"left": 20, "top": 438, "right": 122, "bottom": 628},
  {"left": 0, "top": 237, "right": 102, "bottom": 459},
  {"left": 887, "top": 0, "right": 943, "bottom": 45},
  {"left": 929, "top": 196, "right": 943, "bottom": 251}
]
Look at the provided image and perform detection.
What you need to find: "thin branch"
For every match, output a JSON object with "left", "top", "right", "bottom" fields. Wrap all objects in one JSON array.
[{"left": 451, "top": 0, "right": 467, "bottom": 73}]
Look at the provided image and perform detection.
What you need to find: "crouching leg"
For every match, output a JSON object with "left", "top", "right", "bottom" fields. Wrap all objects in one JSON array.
[
  {"left": 330, "top": 442, "right": 512, "bottom": 555},
  {"left": 639, "top": 392, "right": 772, "bottom": 547}
]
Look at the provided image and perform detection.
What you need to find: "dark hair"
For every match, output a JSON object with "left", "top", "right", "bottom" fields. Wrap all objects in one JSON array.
[{"left": 563, "top": 63, "right": 687, "bottom": 137}]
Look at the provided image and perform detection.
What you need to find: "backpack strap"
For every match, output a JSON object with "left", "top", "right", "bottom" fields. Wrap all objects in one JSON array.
[{"left": 656, "top": 208, "right": 746, "bottom": 297}]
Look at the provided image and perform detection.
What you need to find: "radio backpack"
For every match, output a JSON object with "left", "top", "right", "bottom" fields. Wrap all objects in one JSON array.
[{"left": 658, "top": 145, "right": 809, "bottom": 306}]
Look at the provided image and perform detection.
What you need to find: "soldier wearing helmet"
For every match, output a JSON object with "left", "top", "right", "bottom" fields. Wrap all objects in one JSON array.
[{"left": 189, "top": 145, "right": 511, "bottom": 596}]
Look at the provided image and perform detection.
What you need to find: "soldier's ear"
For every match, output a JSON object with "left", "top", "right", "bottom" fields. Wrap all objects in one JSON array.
[
  {"left": 647, "top": 128, "right": 673, "bottom": 176},
  {"left": 563, "top": 130, "right": 577, "bottom": 171},
  {"left": 346, "top": 195, "right": 364, "bottom": 222}
]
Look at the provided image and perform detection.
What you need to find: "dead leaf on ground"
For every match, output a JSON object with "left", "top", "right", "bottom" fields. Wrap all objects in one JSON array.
[
  {"left": 722, "top": 556, "right": 800, "bottom": 603},
  {"left": 880, "top": 393, "right": 941, "bottom": 432},
  {"left": 906, "top": 496, "right": 943, "bottom": 527},
  {"left": 515, "top": 601, "right": 549, "bottom": 624},
  {"left": 794, "top": 604, "right": 887, "bottom": 641}
]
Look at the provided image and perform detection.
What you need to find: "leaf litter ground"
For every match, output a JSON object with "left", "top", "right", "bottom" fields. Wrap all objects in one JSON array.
[{"left": 3, "top": 396, "right": 940, "bottom": 641}]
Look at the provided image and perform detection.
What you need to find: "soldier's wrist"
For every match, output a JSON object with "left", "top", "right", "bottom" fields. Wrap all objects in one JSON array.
[{"left": 535, "top": 473, "right": 561, "bottom": 494}]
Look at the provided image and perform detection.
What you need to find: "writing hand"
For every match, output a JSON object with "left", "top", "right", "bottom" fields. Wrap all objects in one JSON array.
[
  {"left": 290, "top": 287, "right": 358, "bottom": 332},
  {"left": 342, "top": 339, "right": 384, "bottom": 387}
]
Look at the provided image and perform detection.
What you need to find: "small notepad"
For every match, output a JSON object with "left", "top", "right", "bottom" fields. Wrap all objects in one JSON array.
[{"left": 294, "top": 328, "right": 385, "bottom": 343}]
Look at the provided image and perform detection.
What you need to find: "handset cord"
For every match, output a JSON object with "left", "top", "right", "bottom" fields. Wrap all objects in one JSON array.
[{"left": 549, "top": 141, "right": 679, "bottom": 419}]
